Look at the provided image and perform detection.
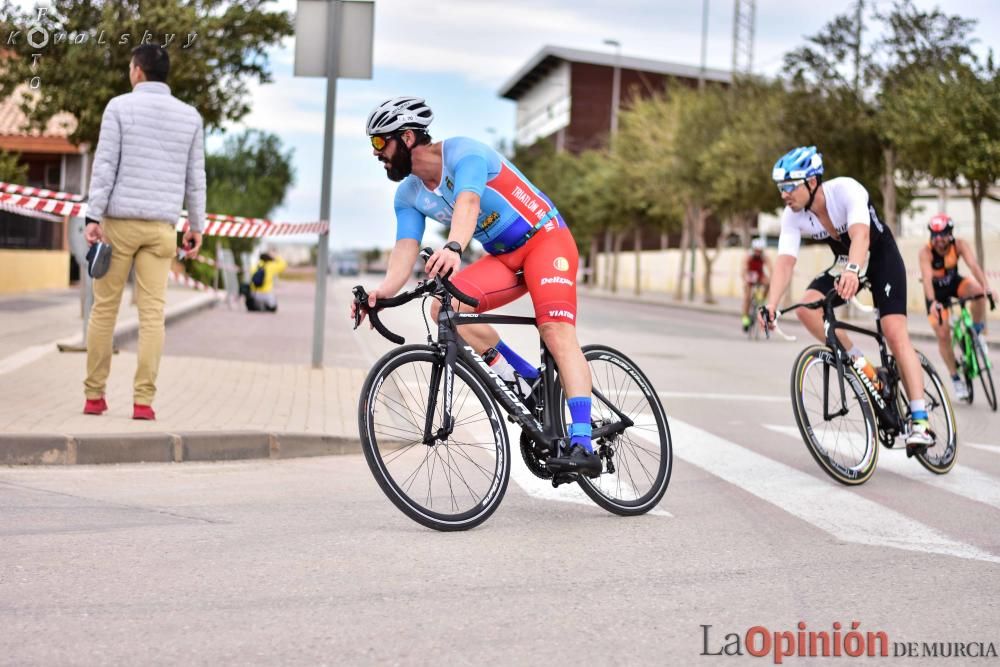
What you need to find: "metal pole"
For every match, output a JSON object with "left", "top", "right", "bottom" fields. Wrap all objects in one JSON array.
[
  {"left": 699, "top": 0, "right": 709, "bottom": 90},
  {"left": 690, "top": 0, "right": 708, "bottom": 299},
  {"left": 610, "top": 45, "right": 621, "bottom": 135},
  {"left": 603, "top": 39, "right": 622, "bottom": 137},
  {"left": 312, "top": 0, "right": 342, "bottom": 368}
]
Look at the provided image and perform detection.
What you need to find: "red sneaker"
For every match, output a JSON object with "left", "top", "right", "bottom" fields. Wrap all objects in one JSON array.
[
  {"left": 132, "top": 404, "right": 156, "bottom": 420},
  {"left": 83, "top": 397, "right": 108, "bottom": 415}
]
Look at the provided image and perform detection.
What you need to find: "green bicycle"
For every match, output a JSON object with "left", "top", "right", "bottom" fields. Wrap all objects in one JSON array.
[{"left": 939, "top": 293, "right": 996, "bottom": 411}]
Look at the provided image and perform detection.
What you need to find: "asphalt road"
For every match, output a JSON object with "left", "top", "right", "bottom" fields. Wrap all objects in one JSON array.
[{"left": 5, "top": 276, "right": 999, "bottom": 665}]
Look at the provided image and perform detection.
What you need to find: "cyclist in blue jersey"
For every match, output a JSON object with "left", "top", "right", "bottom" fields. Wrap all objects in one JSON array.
[{"left": 350, "top": 96, "right": 600, "bottom": 477}]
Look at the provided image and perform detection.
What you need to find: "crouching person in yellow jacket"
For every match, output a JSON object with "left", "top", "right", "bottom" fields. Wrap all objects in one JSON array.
[{"left": 247, "top": 252, "right": 287, "bottom": 312}]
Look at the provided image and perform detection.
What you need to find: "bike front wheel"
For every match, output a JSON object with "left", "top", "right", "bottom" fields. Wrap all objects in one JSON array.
[
  {"left": 791, "top": 345, "right": 879, "bottom": 485},
  {"left": 358, "top": 344, "right": 511, "bottom": 531},
  {"left": 975, "top": 337, "right": 996, "bottom": 411},
  {"left": 557, "top": 344, "right": 673, "bottom": 516}
]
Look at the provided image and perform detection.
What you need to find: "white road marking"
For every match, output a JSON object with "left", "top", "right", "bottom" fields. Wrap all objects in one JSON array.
[
  {"left": 649, "top": 418, "right": 999, "bottom": 563},
  {"left": 507, "top": 427, "right": 672, "bottom": 517},
  {"left": 0, "top": 343, "right": 55, "bottom": 376},
  {"left": 764, "top": 424, "right": 1000, "bottom": 511},
  {"left": 657, "top": 391, "right": 786, "bottom": 403},
  {"left": 967, "top": 443, "right": 1000, "bottom": 456}
]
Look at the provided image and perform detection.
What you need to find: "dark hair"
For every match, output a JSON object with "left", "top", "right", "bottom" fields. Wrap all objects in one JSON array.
[
  {"left": 131, "top": 45, "right": 170, "bottom": 82},
  {"left": 407, "top": 130, "right": 432, "bottom": 147},
  {"left": 259, "top": 252, "right": 273, "bottom": 262}
]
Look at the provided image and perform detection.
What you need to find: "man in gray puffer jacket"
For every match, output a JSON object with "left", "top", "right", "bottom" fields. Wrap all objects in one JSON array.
[{"left": 82, "top": 44, "right": 206, "bottom": 421}]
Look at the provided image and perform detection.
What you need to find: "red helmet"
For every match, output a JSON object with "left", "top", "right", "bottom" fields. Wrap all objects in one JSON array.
[{"left": 928, "top": 213, "right": 954, "bottom": 235}]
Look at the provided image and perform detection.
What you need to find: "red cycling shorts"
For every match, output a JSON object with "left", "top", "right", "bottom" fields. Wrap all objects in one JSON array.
[{"left": 450, "top": 225, "right": 579, "bottom": 326}]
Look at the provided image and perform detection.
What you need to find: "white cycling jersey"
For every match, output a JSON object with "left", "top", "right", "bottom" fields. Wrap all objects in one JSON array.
[{"left": 777, "top": 177, "right": 888, "bottom": 260}]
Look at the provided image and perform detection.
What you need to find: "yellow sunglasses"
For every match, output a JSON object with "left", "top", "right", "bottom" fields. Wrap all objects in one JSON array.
[{"left": 370, "top": 134, "right": 393, "bottom": 151}]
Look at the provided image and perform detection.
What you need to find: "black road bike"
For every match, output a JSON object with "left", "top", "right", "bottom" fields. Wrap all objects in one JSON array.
[
  {"left": 352, "top": 250, "right": 672, "bottom": 531},
  {"left": 764, "top": 278, "right": 957, "bottom": 485}
]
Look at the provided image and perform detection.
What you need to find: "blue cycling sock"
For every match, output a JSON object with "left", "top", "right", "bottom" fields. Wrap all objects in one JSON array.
[
  {"left": 911, "top": 410, "right": 929, "bottom": 422},
  {"left": 974, "top": 322, "right": 985, "bottom": 334},
  {"left": 496, "top": 339, "right": 539, "bottom": 379},
  {"left": 567, "top": 396, "right": 592, "bottom": 453}
]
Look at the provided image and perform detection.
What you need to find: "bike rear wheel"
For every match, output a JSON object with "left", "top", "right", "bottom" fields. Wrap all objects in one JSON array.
[
  {"left": 791, "top": 345, "right": 878, "bottom": 485},
  {"left": 557, "top": 344, "right": 672, "bottom": 516},
  {"left": 975, "top": 337, "right": 996, "bottom": 411},
  {"left": 358, "top": 345, "right": 510, "bottom": 531}
]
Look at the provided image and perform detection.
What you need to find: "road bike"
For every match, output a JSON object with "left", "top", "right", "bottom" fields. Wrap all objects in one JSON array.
[
  {"left": 937, "top": 293, "right": 996, "bottom": 411},
  {"left": 352, "top": 250, "right": 673, "bottom": 531},
  {"left": 763, "top": 278, "right": 957, "bottom": 485}
]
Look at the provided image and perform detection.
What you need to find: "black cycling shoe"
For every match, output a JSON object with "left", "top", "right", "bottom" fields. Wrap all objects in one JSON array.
[{"left": 547, "top": 445, "right": 602, "bottom": 478}]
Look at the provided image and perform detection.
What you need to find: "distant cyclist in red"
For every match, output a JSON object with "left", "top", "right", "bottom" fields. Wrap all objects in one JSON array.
[
  {"left": 741, "top": 238, "right": 771, "bottom": 332},
  {"left": 351, "top": 97, "right": 600, "bottom": 477}
]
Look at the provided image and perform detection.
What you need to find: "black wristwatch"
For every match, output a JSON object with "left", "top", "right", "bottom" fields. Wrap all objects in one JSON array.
[
  {"left": 85, "top": 217, "right": 100, "bottom": 226},
  {"left": 443, "top": 241, "right": 463, "bottom": 255}
]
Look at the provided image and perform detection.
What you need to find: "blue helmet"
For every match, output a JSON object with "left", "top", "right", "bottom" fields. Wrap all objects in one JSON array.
[{"left": 772, "top": 146, "right": 824, "bottom": 181}]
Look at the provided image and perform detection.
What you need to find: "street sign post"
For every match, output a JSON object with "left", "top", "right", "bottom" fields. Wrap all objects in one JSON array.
[{"left": 294, "top": 0, "right": 374, "bottom": 369}]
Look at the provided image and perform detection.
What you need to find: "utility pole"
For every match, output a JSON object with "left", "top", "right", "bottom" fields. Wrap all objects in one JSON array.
[{"left": 690, "top": 0, "right": 709, "bottom": 301}]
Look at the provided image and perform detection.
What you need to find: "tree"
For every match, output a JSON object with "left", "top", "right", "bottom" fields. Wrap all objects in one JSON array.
[
  {"left": 701, "top": 79, "right": 790, "bottom": 240},
  {"left": 882, "top": 58, "right": 999, "bottom": 266},
  {"left": 0, "top": 149, "right": 28, "bottom": 184},
  {"left": 187, "top": 129, "right": 294, "bottom": 284},
  {"left": 0, "top": 0, "right": 293, "bottom": 147},
  {"left": 782, "top": 0, "right": 974, "bottom": 231}
]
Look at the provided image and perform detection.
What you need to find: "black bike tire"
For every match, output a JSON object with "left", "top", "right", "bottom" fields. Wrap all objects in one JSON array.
[
  {"left": 790, "top": 344, "right": 879, "bottom": 485},
  {"left": 358, "top": 344, "right": 511, "bottom": 531},
  {"left": 559, "top": 344, "right": 672, "bottom": 516},
  {"left": 910, "top": 352, "right": 958, "bottom": 474},
  {"left": 975, "top": 338, "right": 996, "bottom": 411}
]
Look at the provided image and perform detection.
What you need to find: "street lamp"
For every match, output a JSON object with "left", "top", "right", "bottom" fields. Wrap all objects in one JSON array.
[{"left": 603, "top": 38, "right": 621, "bottom": 136}]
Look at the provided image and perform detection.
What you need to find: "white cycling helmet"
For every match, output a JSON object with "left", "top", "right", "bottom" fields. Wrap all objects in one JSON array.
[
  {"left": 751, "top": 238, "right": 766, "bottom": 251},
  {"left": 366, "top": 96, "right": 434, "bottom": 136}
]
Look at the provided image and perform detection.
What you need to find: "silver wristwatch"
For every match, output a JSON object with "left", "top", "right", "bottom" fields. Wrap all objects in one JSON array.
[{"left": 844, "top": 262, "right": 861, "bottom": 274}]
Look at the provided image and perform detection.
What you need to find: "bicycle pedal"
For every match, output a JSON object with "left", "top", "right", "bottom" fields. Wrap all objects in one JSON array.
[{"left": 551, "top": 472, "right": 579, "bottom": 488}]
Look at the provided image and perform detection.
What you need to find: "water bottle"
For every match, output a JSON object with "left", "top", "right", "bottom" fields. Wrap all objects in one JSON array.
[{"left": 852, "top": 356, "right": 882, "bottom": 392}]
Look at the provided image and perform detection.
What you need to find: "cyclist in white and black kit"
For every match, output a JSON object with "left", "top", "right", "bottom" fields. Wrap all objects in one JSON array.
[{"left": 759, "top": 146, "right": 935, "bottom": 450}]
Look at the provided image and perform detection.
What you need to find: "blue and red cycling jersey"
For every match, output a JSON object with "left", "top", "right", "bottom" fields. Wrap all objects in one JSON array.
[{"left": 393, "top": 136, "right": 565, "bottom": 255}]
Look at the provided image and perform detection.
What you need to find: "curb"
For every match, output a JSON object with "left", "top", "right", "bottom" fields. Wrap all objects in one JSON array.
[
  {"left": 56, "top": 292, "right": 221, "bottom": 350},
  {"left": 0, "top": 431, "right": 361, "bottom": 466}
]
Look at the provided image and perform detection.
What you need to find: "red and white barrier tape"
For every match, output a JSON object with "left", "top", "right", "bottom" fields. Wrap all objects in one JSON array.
[
  {"left": 0, "top": 181, "right": 327, "bottom": 236},
  {"left": 0, "top": 192, "right": 84, "bottom": 217},
  {"left": 0, "top": 180, "right": 85, "bottom": 201},
  {"left": 176, "top": 218, "right": 329, "bottom": 237},
  {"left": 0, "top": 199, "right": 65, "bottom": 222},
  {"left": 168, "top": 270, "right": 215, "bottom": 292}
]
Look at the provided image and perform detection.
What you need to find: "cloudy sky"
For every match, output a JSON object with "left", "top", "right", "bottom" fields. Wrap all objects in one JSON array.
[{"left": 207, "top": 1, "right": 999, "bottom": 249}]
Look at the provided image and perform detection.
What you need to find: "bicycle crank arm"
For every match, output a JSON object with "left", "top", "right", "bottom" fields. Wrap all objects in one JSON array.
[{"left": 592, "top": 418, "right": 633, "bottom": 439}]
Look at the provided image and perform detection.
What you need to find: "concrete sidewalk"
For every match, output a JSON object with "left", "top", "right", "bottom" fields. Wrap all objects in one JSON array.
[{"left": 0, "top": 350, "right": 365, "bottom": 464}]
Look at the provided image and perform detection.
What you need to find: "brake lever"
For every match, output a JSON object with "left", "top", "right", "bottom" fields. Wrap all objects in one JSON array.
[{"left": 351, "top": 285, "right": 367, "bottom": 330}]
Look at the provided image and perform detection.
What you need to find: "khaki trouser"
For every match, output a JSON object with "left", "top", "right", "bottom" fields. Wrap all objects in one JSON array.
[{"left": 84, "top": 218, "right": 176, "bottom": 404}]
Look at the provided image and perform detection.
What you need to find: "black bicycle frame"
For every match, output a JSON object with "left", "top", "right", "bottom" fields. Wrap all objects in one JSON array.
[
  {"left": 820, "top": 298, "right": 900, "bottom": 429},
  {"left": 423, "top": 303, "right": 633, "bottom": 452}
]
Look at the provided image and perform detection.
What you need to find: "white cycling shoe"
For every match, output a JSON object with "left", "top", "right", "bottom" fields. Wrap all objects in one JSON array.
[{"left": 952, "top": 378, "right": 970, "bottom": 401}]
